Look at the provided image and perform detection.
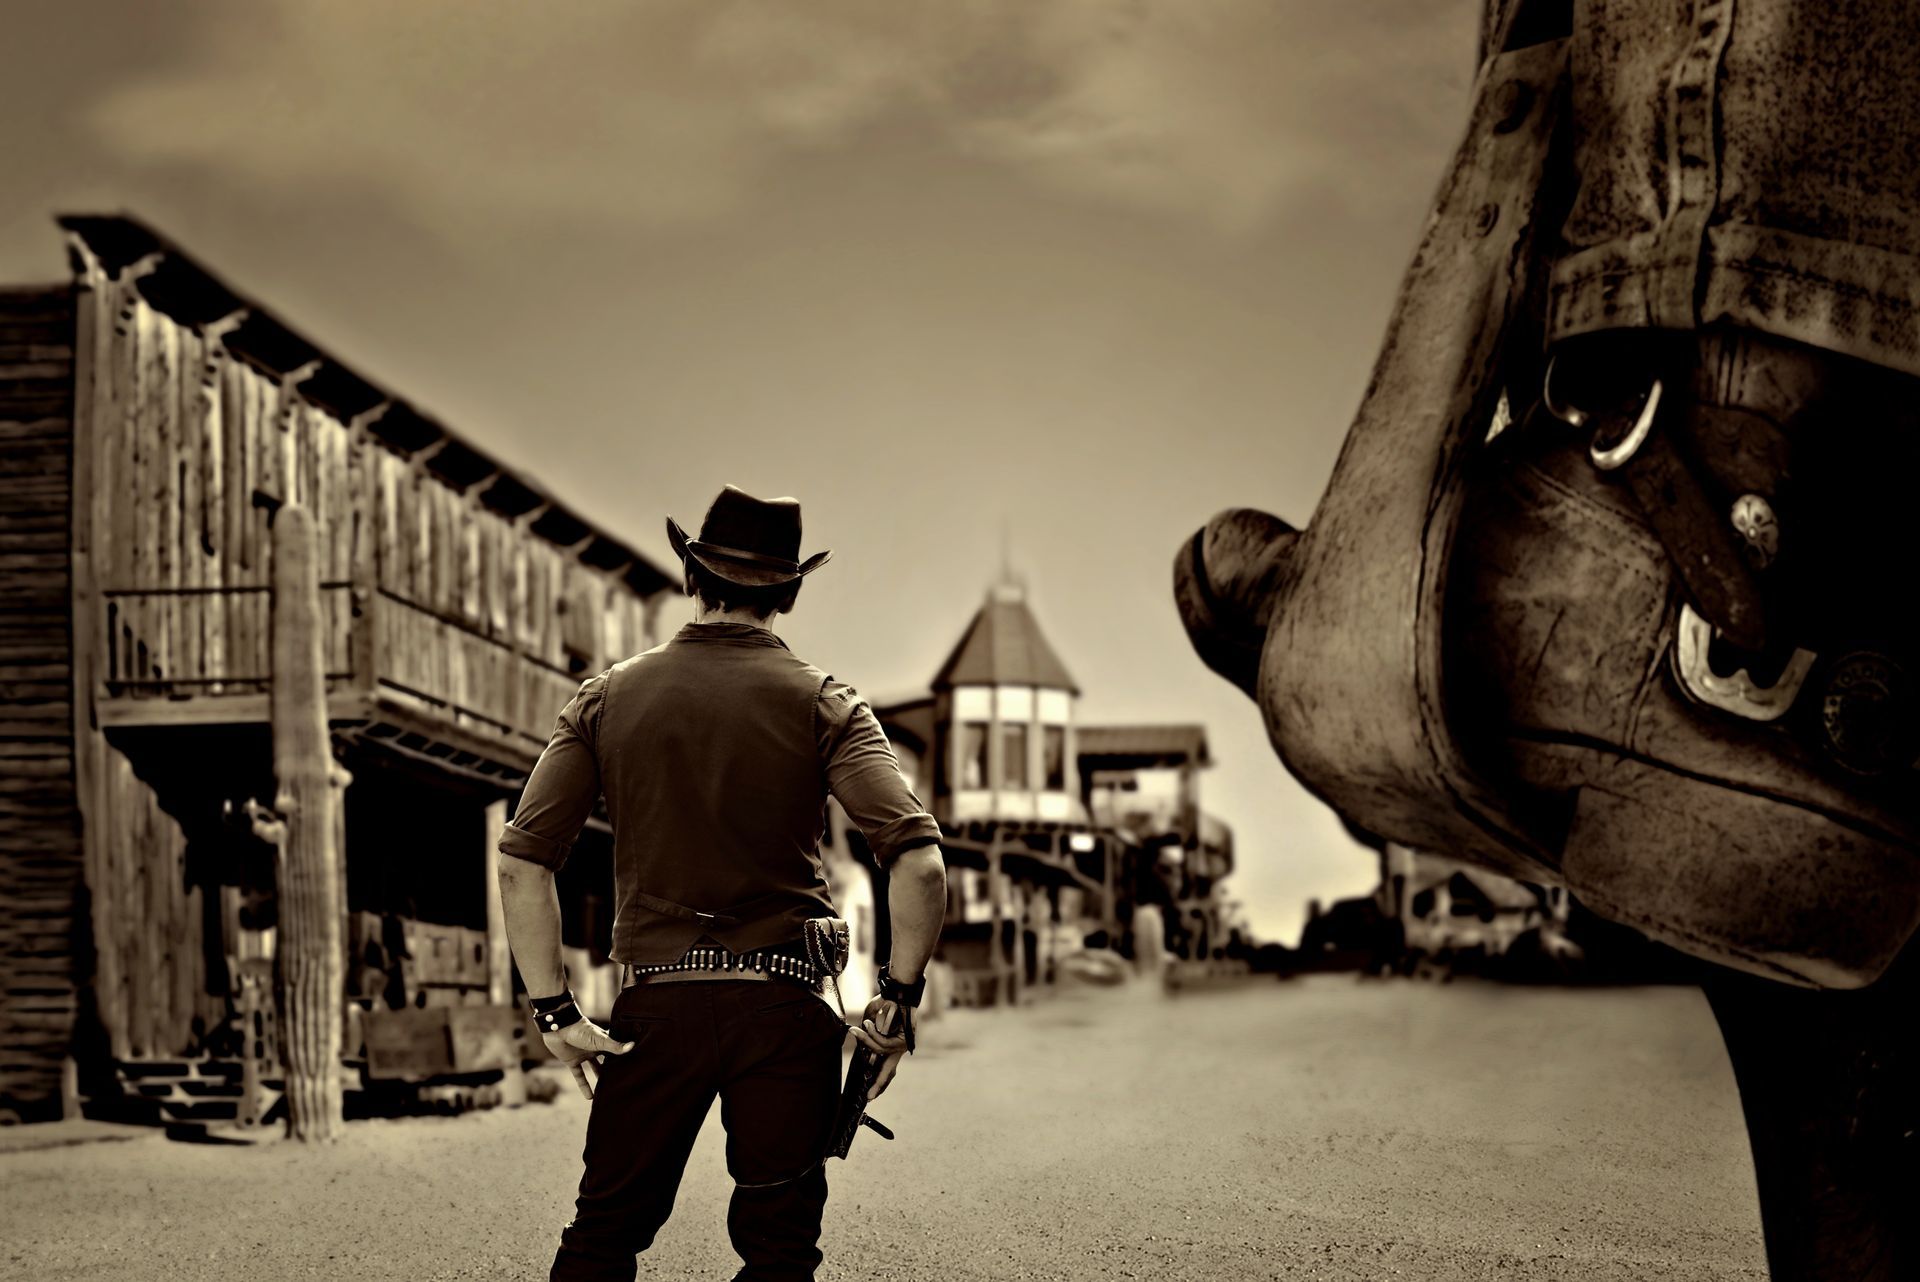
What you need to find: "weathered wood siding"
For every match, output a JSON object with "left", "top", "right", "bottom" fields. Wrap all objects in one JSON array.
[
  {"left": 90, "top": 750, "right": 216, "bottom": 1061},
  {"left": 77, "top": 258, "right": 657, "bottom": 756},
  {"left": 0, "top": 286, "right": 79, "bottom": 1117},
  {"left": 88, "top": 286, "right": 359, "bottom": 696},
  {"left": 367, "top": 439, "right": 652, "bottom": 752},
  {"left": 58, "top": 221, "right": 669, "bottom": 1071}
]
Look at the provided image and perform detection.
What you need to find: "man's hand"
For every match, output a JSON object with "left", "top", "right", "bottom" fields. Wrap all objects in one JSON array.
[
  {"left": 846, "top": 996, "right": 910, "bottom": 1101},
  {"left": 542, "top": 1018, "right": 635, "bottom": 1100}
]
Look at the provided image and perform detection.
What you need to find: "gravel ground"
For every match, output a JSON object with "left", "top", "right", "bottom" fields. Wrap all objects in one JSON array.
[{"left": 0, "top": 975, "right": 1767, "bottom": 1281}]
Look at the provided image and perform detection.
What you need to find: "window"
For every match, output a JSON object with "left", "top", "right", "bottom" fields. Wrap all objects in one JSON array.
[
  {"left": 1042, "top": 725, "right": 1067, "bottom": 791},
  {"left": 1002, "top": 723, "right": 1029, "bottom": 790},
  {"left": 960, "top": 723, "right": 990, "bottom": 789}
]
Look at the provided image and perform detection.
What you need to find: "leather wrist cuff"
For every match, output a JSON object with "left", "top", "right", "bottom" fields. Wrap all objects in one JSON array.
[
  {"left": 530, "top": 988, "right": 583, "bottom": 1035},
  {"left": 877, "top": 964, "right": 925, "bottom": 1009},
  {"left": 533, "top": 1000, "right": 583, "bottom": 1034}
]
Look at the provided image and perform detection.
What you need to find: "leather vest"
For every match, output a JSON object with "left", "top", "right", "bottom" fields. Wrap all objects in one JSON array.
[{"left": 598, "top": 625, "right": 837, "bottom": 965}]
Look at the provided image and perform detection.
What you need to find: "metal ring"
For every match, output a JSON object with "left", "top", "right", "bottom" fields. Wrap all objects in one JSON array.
[
  {"left": 1590, "top": 378, "right": 1662, "bottom": 471},
  {"left": 1671, "top": 603, "right": 1816, "bottom": 722},
  {"left": 1540, "top": 355, "right": 1587, "bottom": 428}
]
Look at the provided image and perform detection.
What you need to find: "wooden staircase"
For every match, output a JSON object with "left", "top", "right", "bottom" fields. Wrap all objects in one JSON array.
[{"left": 116, "top": 1058, "right": 286, "bottom": 1136}]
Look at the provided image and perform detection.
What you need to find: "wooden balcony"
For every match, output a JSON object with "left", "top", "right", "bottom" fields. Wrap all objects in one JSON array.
[
  {"left": 62, "top": 218, "right": 673, "bottom": 779},
  {"left": 94, "top": 582, "right": 584, "bottom": 772}
]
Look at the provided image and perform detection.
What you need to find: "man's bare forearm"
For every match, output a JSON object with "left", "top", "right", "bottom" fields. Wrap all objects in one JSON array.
[
  {"left": 497, "top": 856, "right": 567, "bottom": 998},
  {"left": 885, "top": 844, "right": 947, "bottom": 983}
]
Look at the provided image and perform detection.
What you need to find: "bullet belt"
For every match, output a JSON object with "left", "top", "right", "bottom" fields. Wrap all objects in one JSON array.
[{"left": 620, "top": 945, "right": 821, "bottom": 990}]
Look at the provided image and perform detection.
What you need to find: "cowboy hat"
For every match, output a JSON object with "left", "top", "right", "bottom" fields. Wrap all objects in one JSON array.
[{"left": 666, "top": 485, "right": 832, "bottom": 587}]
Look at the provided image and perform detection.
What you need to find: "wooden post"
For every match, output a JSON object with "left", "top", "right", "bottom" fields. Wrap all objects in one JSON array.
[
  {"left": 1101, "top": 834, "right": 1118, "bottom": 940},
  {"left": 986, "top": 834, "right": 1008, "bottom": 1006},
  {"left": 483, "top": 800, "right": 511, "bottom": 1006},
  {"left": 257, "top": 504, "right": 349, "bottom": 1142}
]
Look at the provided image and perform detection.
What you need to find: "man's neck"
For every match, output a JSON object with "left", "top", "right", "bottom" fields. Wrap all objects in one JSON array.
[{"left": 692, "top": 603, "right": 779, "bottom": 631}]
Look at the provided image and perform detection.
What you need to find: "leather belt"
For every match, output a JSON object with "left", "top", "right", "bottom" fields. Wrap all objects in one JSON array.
[
  {"left": 637, "top": 969, "right": 772, "bottom": 985},
  {"left": 619, "top": 944, "right": 821, "bottom": 991}
]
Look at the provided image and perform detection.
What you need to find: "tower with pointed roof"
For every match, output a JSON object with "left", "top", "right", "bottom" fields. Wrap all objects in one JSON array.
[
  {"left": 845, "top": 566, "right": 1248, "bottom": 1004},
  {"left": 929, "top": 577, "right": 1086, "bottom": 826}
]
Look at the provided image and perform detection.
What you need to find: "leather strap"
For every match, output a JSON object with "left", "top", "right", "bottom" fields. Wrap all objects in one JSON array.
[
  {"left": 1678, "top": 404, "right": 1794, "bottom": 500},
  {"left": 639, "top": 969, "right": 772, "bottom": 985},
  {"left": 875, "top": 965, "right": 921, "bottom": 1054},
  {"left": 1545, "top": 336, "right": 1776, "bottom": 652},
  {"left": 1617, "top": 420, "right": 1770, "bottom": 652},
  {"left": 876, "top": 964, "right": 925, "bottom": 1009},
  {"left": 531, "top": 999, "right": 583, "bottom": 1034}
]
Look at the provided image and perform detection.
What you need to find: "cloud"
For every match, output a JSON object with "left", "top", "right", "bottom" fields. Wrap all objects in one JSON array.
[
  {"left": 949, "top": 0, "right": 1479, "bottom": 233},
  {"left": 81, "top": 0, "right": 1478, "bottom": 237}
]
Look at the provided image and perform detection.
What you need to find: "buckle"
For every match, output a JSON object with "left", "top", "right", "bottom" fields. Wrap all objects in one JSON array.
[{"left": 1672, "top": 603, "right": 1816, "bottom": 722}]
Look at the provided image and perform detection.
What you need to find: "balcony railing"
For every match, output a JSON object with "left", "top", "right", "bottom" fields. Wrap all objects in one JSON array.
[
  {"left": 371, "top": 589, "right": 581, "bottom": 757},
  {"left": 96, "top": 584, "right": 582, "bottom": 763},
  {"left": 102, "top": 584, "right": 355, "bottom": 697}
]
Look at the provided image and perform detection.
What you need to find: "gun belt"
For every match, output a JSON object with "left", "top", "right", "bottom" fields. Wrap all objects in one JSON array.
[{"left": 622, "top": 946, "right": 820, "bottom": 989}]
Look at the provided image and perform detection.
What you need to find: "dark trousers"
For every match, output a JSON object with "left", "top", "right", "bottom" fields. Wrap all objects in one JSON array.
[{"left": 549, "top": 978, "right": 846, "bottom": 1282}]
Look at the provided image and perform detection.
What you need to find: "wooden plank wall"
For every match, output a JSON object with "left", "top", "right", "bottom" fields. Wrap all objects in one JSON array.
[
  {"left": 89, "top": 289, "right": 358, "bottom": 695},
  {"left": 90, "top": 749, "right": 217, "bottom": 1061},
  {"left": 0, "top": 286, "right": 80, "bottom": 1118},
  {"left": 368, "top": 440, "right": 653, "bottom": 744},
  {"left": 88, "top": 276, "right": 655, "bottom": 743},
  {"left": 67, "top": 251, "right": 663, "bottom": 1066}
]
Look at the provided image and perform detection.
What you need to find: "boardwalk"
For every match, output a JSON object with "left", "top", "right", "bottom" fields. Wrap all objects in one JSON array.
[{"left": 0, "top": 976, "right": 1766, "bottom": 1281}]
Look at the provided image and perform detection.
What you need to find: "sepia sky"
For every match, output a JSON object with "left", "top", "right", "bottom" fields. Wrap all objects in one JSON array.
[{"left": 2, "top": 0, "right": 1482, "bottom": 944}]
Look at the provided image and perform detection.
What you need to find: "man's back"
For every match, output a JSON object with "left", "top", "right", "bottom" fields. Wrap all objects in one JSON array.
[{"left": 599, "top": 622, "right": 839, "bottom": 964}]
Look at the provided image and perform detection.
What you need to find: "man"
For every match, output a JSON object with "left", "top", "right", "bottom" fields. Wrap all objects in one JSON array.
[{"left": 496, "top": 484, "right": 949, "bottom": 1282}]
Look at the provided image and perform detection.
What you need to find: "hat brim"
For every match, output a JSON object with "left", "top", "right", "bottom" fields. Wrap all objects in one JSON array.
[{"left": 667, "top": 516, "right": 831, "bottom": 587}]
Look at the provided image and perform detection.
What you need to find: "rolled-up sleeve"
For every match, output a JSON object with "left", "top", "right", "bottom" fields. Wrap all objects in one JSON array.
[
  {"left": 818, "top": 681, "right": 942, "bottom": 866},
  {"left": 500, "top": 673, "right": 606, "bottom": 871}
]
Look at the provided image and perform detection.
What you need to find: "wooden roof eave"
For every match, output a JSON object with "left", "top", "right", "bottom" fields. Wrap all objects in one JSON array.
[{"left": 55, "top": 212, "right": 675, "bottom": 602}]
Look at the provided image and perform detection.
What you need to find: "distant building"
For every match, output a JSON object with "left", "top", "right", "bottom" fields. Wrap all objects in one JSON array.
[
  {"left": 831, "top": 577, "right": 1236, "bottom": 1005},
  {"left": 1379, "top": 845, "right": 1567, "bottom": 964},
  {"left": 1298, "top": 839, "right": 1575, "bottom": 978},
  {"left": 1080, "top": 724, "right": 1234, "bottom": 963}
]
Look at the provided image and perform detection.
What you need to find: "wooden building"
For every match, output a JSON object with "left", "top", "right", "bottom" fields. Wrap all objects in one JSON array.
[
  {"left": 0, "top": 216, "right": 673, "bottom": 1125},
  {"left": 1296, "top": 837, "right": 1580, "bottom": 979},
  {"left": 1079, "top": 724, "right": 1235, "bottom": 962},
  {"left": 845, "top": 579, "right": 1232, "bottom": 1006}
]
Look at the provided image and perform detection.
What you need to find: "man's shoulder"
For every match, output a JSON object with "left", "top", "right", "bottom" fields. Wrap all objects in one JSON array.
[
  {"left": 604, "top": 638, "right": 686, "bottom": 682},
  {"left": 614, "top": 637, "right": 836, "bottom": 702},
  {"left": 607, "top": 642, "right": 671, "bottom": 677},
  {"left": 814, "top": 675, "right": 879, "bottom": 741},
  {"left": 817, "top": 675, "right": 862, "bottom": 706},
  {"left": 762, "top": 644, "right": 835, "bottom": 688}
]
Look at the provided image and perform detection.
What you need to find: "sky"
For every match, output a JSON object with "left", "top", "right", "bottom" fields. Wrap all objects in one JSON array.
[{"left": 3, "top": 0, "right": 1483, "bottom": 945}]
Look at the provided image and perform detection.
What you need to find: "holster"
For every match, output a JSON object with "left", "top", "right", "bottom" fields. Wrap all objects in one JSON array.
[{"left": 802, "top": 916, "right": 850, "bottom": 979}]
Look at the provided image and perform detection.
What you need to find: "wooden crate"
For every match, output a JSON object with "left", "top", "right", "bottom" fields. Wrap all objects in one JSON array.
[{"left": 362, "top": 1004, "right": 520, "bottom": 1081}]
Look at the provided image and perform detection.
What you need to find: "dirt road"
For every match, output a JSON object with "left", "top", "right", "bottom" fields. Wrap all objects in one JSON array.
[{"left": 0, "top": 976, "right": 1766, "bottom": 1280}]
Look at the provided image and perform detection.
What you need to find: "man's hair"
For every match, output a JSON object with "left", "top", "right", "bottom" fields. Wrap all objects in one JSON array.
[{"left": 685, "top": 560, "right": 800, "bottom": 619}]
